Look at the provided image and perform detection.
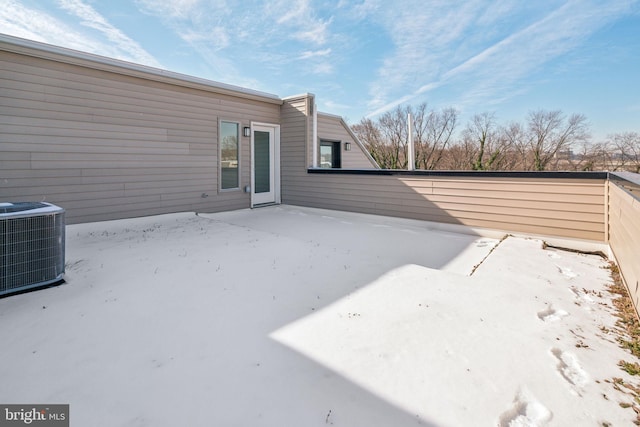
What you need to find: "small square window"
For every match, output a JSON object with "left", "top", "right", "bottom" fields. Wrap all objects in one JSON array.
[{"left": 319, "top": 140, "right": 341, "bottom": 168}]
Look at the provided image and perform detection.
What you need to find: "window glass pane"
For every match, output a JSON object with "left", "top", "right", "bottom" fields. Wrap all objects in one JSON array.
[
  {"left": 320, "top": 141, "right": 341, "bottom": 168},
  {"left": 255, "top": 130, "right": 270, "bottom": 193},
  {"left": 320, "top": 145, "right": 333, "bottom": 168},
  {"left": 220, "top": 121, "right": 239, "bottom": 189}
]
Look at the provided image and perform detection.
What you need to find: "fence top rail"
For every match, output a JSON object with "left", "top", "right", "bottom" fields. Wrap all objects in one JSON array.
[
  {"left": 308, "top": 168, "right": 609, "bottom": 180},
  {"left": 610, "top": 172, "right": 640, "bottom": 202}
]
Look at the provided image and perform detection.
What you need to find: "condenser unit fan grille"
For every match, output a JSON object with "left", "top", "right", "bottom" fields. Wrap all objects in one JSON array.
[{"left": 0, "top": 202, "right": 65, "bottom": 296}]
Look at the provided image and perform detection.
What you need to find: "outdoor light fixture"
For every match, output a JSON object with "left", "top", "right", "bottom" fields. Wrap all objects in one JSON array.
[
  {"left": 243, "top": 127, "right": 251, "bottom": 137},
  {"left": 344, "top": 142, "right": 351, "bottom": 151}
]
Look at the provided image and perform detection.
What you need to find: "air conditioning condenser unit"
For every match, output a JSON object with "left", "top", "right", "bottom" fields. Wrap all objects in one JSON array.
[{"left": 1, "top": 202, "right": 65, "bottom": 296}]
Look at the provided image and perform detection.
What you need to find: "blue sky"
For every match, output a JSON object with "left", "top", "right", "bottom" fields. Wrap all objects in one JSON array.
[{"left": 1, "top": 0, "right": 638, "bottom": 141}]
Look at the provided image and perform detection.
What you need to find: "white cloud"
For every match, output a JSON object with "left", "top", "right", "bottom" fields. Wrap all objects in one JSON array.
[
  {"left": 0, "top": 0, "right": 161, "bottom": 67},
  {"left": 0, "top": 0, "right": 75, "bottom": 44},
  {"left": 322, "top": 99, "right": 351, "bottom": 111},
  {"left": 365, "top": 0, "right": 486, "bottom": 110},
  {"left": 475, "top": 0, "right": 518, "bottom": 26},
  {"left": 132, "top": 0, "right": 337, "bottom": 86},
  {"left": 56, "top": 0, "right": 161, "bottom": 66},
  {"left": 179, "top": 27, "right": 229, "bottom": 50},
  {"left": 365, "top": 0, "right": 637, "bottom": 117},
  {"left": 273, "top": 0, "right": 332, "bottom": 45},
  {"left": 366, "top": 94, "right": 415, "bottom": 118},
  {"left": 135, "top": 0, "right": 202, "bottom": 19},
  {"left": 312, "top": 62, "right": 334, "bottom": 75},
  {"left": 441, "top": 0, "right": 635, "bottom": 106},
  {"left": 276, "top": 1, "right": 309, "bottom": 24},
  {"left": 349, "top": 0, "right": 381, "bottom": 20},
  {"left": 298, "top": 48, "right": 332, "bottom": 60},
  {"left": 293, "top": 18, "right": 332, "bottom": 45},
  {"left": 134, "top": 0, "right": 250, "bottom": 83}
]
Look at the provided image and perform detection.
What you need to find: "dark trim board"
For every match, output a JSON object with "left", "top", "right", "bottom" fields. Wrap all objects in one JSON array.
[{"left": 307, "top": 168, "right": 609, "bottom": 180}]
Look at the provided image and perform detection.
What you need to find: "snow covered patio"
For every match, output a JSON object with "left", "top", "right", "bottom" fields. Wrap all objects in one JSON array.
[{"left": 0, "top": 205, "right": 636, "bottom": 426}]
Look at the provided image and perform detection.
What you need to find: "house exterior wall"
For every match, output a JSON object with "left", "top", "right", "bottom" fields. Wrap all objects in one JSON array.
[
  {"left": 288, "top": 170, "right": 607, "bottom": 242},
  {"left": 0, "top": 43, "right": 280, "bottom": 224},
  {"left": 608, "top": 180, "right": 640, "bottom": 311},
  {"left": 316, "top": 113, "right": 378, "bottom": 169}
]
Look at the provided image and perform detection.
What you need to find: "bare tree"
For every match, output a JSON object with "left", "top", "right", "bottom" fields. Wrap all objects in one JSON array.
[
  {"left": 351, "top": 118, "right": 394, "bottom": 169},
  {"left": 502, "top": 121, "right": 530, "bottom": 170},
  {"left": 526, "top": 110, "right": 590, "bottom": 171},
  {"left": 440, "top": 140, "right": 474, "bottom": 170},
  {"left": 610, "top": 131, "right": 640, "bottom": 173},
  {"left": 461, "top": 113, "right": 515, "bottom": 170},
  {"left": 379, "top": 106, "right": 410, "bottom": 169},
  {"left": 353, "top": 105, "right": 604, "bottom": 172},
  {"left": 564, "top": 141, "right": 597, "bottom": 171},
  {"left": 352, "top": 103, "right": 458, "bottom": 170},
  {"left": 414, "top": 106, "right": 458, "bottom": 170}
]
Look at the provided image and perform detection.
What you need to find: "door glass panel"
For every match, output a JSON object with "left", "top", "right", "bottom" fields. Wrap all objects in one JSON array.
[{"left": 255, "top": 130, "right": 270, "bottom": 193}]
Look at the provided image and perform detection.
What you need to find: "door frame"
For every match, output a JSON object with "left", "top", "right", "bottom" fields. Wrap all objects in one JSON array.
[{"left": 250, "top": 122, "right": 281, "bottom": 207}]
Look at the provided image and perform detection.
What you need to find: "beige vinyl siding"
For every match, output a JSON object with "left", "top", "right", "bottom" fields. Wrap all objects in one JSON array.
[
  {"left": 0, "top": 49, "right": 280, "bottom": 223},
  {"left": 285, "top": 173, "right": 607, "bottom": 241},
  {"left": 608, "top": 181, "right": 640, "bottom": 311},
  {"left": 0, "top": 36, "right": 282, "bottom": 104},
  {"left": 280, "top": 94, "right": 314, "bottom": 169},
  {"left": 316, "top": 113, "right": 378, "bottom": 168},
  {"left": 280, "top": 95, "right": 313, "bottom": 202}
]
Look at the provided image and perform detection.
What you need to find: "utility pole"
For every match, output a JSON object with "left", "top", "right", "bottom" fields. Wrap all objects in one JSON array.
[{"left": 407, "top": 113, "right": 415, "bottom": 171}]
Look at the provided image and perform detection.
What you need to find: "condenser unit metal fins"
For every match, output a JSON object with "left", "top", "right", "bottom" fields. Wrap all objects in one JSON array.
[{"left": 0, "top": 202, "right": 65, "bottom": 296}]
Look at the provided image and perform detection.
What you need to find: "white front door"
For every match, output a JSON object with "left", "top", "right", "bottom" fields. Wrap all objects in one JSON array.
[{"left": 251, "top": 123, "right": 280, "bottom": 206}]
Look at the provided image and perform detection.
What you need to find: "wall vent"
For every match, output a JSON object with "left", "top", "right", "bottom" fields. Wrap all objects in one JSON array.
[{"left": 0, "top": 202, "right": 65, "bottom": 296}]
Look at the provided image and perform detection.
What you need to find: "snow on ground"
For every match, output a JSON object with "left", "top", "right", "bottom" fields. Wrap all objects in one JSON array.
[{"left": 0, "top": 205, "right": 636, "bottom": 426}]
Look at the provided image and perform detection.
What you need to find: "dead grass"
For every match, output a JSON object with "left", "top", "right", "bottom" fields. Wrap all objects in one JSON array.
[
  {"left": 607, "top": 264, "right": 640, "bottom": 355},
  {"left": 606, "top": 262, "right": 640, "bottom": 424}
]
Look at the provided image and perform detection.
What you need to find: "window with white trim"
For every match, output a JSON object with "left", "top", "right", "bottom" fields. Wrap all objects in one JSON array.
[{"left": 220, "top": 121, "right": 239, "bottom": 190}]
